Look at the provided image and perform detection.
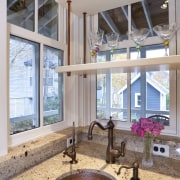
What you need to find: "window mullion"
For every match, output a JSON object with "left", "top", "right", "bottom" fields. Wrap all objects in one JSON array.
[{"left": 34, "top": 0, "right": 38, "bottom": 33}]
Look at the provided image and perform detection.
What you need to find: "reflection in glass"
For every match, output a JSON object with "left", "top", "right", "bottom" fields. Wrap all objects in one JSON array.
[
  {"left": 38, "top": 0, "right": 58, "bottom": 40},
  {"left": 98, "top": 6, "right": 128, "bottom": 41},
  {"left": 43, "top": 46, "right": 63, "bottom": 125},
  {"left": 153, "top": 24, "right": 178, "bottom": 56},
  {"left": 7, "top": 0, "right": 35, "bottom": 31}
]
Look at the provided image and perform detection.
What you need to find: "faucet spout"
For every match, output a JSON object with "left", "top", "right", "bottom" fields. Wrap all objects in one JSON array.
[
  {"left": 116, "top": 160, "right": 140, "bottom": 180},
  {"left": 87, "top": 116, "right": 126, "bottom": 164},
  {"left": 88, "top": 121, "right": 106, "bottom": 140}
]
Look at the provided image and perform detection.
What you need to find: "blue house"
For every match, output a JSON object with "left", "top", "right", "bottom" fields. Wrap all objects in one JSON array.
[{"left": 118, "top": 73, "right": 169, "bottom": 119}]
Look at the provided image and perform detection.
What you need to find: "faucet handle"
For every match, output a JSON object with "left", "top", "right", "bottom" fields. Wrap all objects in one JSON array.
[{"left": 120, "top": 141, "right": 126, "bottom": 157}]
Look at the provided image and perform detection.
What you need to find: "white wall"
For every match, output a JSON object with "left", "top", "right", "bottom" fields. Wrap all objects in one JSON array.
[{"left": 0, "top": 1, "right": 8, "bottom": 155}]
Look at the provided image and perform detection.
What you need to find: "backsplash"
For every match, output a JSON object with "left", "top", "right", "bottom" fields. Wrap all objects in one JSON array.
[{"left": 81, "top": 127, "right": 180, "bottom": 161}]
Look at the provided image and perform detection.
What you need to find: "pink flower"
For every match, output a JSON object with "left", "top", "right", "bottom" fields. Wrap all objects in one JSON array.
[
  {"left": 131, "top": 122, "right": 140, "bottom": 134},
  {"left": 131, "top": 117, "right": 164, "bottom": 138},
  {"left": 151, "top": 121, "right": 164, "bottom": 136},
  {"left": 136, "top": 127, "right": 145, "bottom": 137},
  {"left": 140, "top": 118, "right": 154, "bottom": 132}
]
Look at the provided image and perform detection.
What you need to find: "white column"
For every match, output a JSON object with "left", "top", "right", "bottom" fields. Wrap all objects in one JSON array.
[{"left": 0, "top": 1, "right": 8, "bottom": 155}]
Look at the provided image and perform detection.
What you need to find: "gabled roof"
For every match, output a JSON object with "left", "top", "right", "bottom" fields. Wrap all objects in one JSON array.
[{"left": 118, "top": 73, "right": 169, "bottom": 95}]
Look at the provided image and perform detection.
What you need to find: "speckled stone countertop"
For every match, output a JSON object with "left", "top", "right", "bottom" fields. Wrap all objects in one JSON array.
[{"left": 12, "top": 141, "right": 180, "bottom": 180}]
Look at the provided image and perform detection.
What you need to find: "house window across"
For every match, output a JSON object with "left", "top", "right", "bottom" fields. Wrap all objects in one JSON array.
[{"left": 135, "top": 93, "right": 141, "bottom": 107}]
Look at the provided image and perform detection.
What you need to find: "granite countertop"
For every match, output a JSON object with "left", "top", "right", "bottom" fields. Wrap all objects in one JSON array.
[{"left": 12, "top": 141, "right": 180, "bottom": 180}]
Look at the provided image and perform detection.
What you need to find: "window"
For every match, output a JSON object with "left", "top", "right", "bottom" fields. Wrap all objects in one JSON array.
[
  {"left": 38, "top": 0, "right": 58, "bottom": 40},
  {"left": 9, "top": 35, "right": 40, "bottom": 134},
  {"left": 96, "top": 44, "right": 171, "bottom": 126},
  {"left": 7, "top": 0, "right": 35, "bottom": 31},
  {"left": 7, "top": 0, "right": 59, "bottom": 40},
  {"left": 95, "top": 1, "right": 178, "bottom": 135},
  {"left": 43, "top": 46, "right": 63, "bottom": 125},
  {"left": 8, "top": 1, "right": 64, "bottom": 136}
]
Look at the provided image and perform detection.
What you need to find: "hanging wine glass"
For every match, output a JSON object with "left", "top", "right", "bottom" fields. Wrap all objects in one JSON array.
[
  {"left": 153, "top": 23, "right": 178, "bottom": 56},
  {"left": 129, "top": 28, "right": 150, "bottom": 59},
  {"left": 89, "top": 29, "right": 104, "bottom": 63},
  {"left": 106, "top": 32, "right": 119, "bottom": 60}
]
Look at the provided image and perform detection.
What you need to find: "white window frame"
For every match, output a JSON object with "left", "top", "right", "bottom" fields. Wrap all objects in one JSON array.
[{"left": 7, "top": 2, "right": 68, "bottom": 147}]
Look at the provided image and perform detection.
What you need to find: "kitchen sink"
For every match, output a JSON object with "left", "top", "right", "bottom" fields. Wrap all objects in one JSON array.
[{"left": 56, "top": 169, "right": 116, "bottom": 180}]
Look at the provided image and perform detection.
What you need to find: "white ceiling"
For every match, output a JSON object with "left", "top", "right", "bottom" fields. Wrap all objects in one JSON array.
[{"left": 57, "top": 0, "right": 140, "bottom": 16}]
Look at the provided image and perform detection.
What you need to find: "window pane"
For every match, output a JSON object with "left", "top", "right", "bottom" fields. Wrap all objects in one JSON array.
[
  {"left": 9, "top": 36, "right": 40, "bottom": 134},
  {"left": 98, "top": 5, "right": 128, "bottom": 41},
  {"left": 96, "top": 50, "right": 127, "bottom": 121},
  {"left": 130, "top": 45, "right": 170, "bottom": 125},
  {"left": 111, "top": 73, "right": 127, "bottom": 120},
  {"left": 96, "top": 73, "right": 108, "bottom": 119},
  {"left": 43, "top": 46, "right": 63, "bottom": 125},
  {"left": 146, "top": 47, "right": 170, "bottom": 119},
  {"left": 38, "top": 0, "right": 58, "bottom": 40},
  {"left": 7, "top": 0, "right": 35, "bottom": 31}
]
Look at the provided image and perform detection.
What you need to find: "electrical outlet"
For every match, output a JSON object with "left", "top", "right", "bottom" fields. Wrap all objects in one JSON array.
[
  {"left": 66, "top": 135, "right": 77, "bottom": 148},
  {"left": 153, "top": 143, "right": 169, "bottom": 157}
]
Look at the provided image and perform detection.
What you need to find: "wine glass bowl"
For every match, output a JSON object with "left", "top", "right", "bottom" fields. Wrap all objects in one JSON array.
[
  {"left": 105, "top": 32, "right": 119, "bottom": 60},
  {"left": 129, "top": 28, "right": 150, "bottom": 58},
  {"left": 89, "top": 29, "right": 104, "bottom": 63},
  {"left": 153, "top": 23, "right": 178, "bottom": 56}
]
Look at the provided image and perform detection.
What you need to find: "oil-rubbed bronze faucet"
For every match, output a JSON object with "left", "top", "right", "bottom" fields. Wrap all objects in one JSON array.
[
  {"left": 63, "top": 122, "right": 78, "bottom": 164},
  {"left": 63, "top": 143, "right": 78, "bottom": 164},
  {"left": 116, "top": 160, "right": 140, "bottom": 180},
  {"left": 88, "top": 116, "right": 126, "bottom": 164}
]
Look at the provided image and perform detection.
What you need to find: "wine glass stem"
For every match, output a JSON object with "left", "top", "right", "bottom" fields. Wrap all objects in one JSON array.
[
  {"left": 164, "top": 45, "right": 168, "bottom": 56},
  {"left": 137, "top": 48, "right": 140, "bottom": 59},
  {"left": 91, "top": 55, "right": 97, "bottom": 63},
  {"left": 110, "top": 48, "right": 114, "bottom": 60}
]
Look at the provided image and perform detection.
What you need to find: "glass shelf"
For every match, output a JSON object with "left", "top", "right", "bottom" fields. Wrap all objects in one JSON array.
[{"left": 55, "top": 55, "right": 180, "bottom": 74}]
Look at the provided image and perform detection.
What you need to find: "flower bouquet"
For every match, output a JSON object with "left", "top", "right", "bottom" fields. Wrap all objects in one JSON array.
[{"left": 131, "top": 117, "right": 164, "bottom": 168}]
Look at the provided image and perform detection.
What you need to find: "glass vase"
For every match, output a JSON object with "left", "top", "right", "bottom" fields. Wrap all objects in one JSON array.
[{"left": 142, "top": 135, "right": 153, "bottom": 168}]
